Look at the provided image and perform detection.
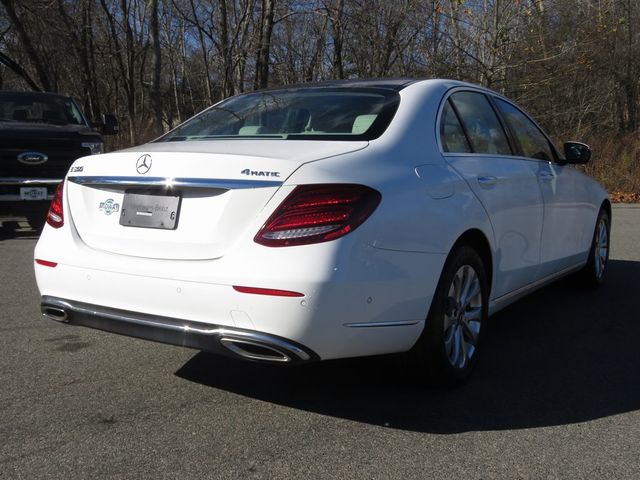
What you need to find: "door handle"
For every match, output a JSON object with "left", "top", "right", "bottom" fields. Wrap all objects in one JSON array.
[
  {"left": 477, "top": 176, "right": 497, "bottom": 188},
  {"left": 539, "top": 171, "right": 554, "bottom": 181}
]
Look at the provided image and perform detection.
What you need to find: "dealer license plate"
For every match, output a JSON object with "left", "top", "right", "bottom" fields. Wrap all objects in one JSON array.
[
  {"left": 119, "top": 191, "right": 181, "bottom": 230},
  {"left": 20, "top": 187, "right": 47, "bottom": 201}
]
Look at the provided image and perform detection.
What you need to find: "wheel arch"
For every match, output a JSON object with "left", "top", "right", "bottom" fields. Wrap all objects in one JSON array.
[
  {"left": 601, "top": 198, "right": 612, "bottom": 220},
  {"left": 451, "top": 228, "right": 494, "bottom": 296}
]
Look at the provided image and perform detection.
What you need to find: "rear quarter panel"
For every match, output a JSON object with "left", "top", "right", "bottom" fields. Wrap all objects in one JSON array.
[{"left": 284, "top": 80, "right": 496, "bottom": 299}]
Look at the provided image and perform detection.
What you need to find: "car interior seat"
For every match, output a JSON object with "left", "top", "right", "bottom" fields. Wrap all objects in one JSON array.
[
  {"left": 351, "top": 114, "right": 377, "bottom": 134},
  {"left": 12, "top": 110, "right": 28, "bottom": 122},
  {"left": 42, "top": 109, "right": 66, "bottom": 125},
  {"left": 280, "top": 108, "right": 310, "bottom": 133},
  {"left": 238, "top": 125, "right": 267, "bottom": 135}
]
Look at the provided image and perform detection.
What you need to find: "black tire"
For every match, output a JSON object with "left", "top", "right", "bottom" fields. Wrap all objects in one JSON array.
[
  {"left": 580, "top": 208, "right": 611, "bottom": 288},
  {"left": 407, "top": 245, "right": 489, "bottom": 386}
]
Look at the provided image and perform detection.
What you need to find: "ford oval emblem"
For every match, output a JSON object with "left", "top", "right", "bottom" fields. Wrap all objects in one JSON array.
[{"left": 17, "top": 151, "right": 48, "bottom": 165}]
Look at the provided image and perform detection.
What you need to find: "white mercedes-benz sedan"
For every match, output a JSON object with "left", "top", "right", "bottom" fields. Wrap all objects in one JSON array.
[{"left": 35, "top": 79, "right": 610, "bottom": 383}]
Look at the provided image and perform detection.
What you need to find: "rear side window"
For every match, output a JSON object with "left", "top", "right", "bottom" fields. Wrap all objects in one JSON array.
[
  {"left": 495, "top": 98, "right": 554, "bottom": 161},
  {"left": 440, "top": 100, "right": 471, "bottom": 153},
  {"left": 449, "top": 92, "right": 511, "bottom": 155}
]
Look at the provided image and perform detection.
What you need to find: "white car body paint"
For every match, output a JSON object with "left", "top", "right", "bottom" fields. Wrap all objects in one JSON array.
[{"left": 34, "top": 79, "right": 609, "bottom": 362}]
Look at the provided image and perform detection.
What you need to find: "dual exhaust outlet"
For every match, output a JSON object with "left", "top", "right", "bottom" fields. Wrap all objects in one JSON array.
[
  {"left": 42, "top": 306, "right": 68, "bottom": 323},
  {"left": 40, "top": 300, "right": 310, "bottom": 364}
]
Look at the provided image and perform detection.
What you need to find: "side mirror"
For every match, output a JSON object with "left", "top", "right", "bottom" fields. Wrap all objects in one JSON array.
[
  {"left": 563, "top": 141, "right": 591, "bottom": 164},
  {"left": 101, "top": 114, "right": 119, "bottom": 136}
]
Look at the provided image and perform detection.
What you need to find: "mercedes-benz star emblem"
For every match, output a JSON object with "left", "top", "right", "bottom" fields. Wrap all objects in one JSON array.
[{"left": 136, "top": 154, "right": 152, "bottom": 174}]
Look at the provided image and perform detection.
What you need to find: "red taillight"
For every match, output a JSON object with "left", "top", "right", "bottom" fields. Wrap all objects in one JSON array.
[
  {"left": 233, "top": 286, "right": 304, "bottom": 297},
  {"left": 46, "top": 182, "right": 64, "bottom": 229},
  {"left": 255, "top": 184, "right": 381, "bottom": 247}
]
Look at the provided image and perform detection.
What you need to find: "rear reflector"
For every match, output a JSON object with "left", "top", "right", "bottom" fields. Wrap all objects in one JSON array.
[
  {"left": 46, "top": 182, "right": 64, "bottom": 229},
  {"left": 254, "top": 184, "right": 381, "bottom": 247},
  {"left": 233, "top": 286, "right": 304, "bottom": 297},
  {"left": 35, "top": 259, "right": 58, "bottom": 268}
]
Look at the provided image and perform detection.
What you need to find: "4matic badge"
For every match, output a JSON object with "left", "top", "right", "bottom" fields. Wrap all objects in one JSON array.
[
  {"left": 240, "top": 168, "right": 280, "bottom": 177},
  {"left": 99, "top": 199, "right": 120, "bottom": 216}
]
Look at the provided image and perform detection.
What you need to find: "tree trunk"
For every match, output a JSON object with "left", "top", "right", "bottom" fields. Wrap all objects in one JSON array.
[
  {"left": 0, "top": 51, "right": 41, "bottom": 91},
  {"left": 254, "top": 0, "right": 276, "bottom": 89},
  {"left": 0, "top": 0, "right": 52, "bottom": 91},
  {"left": 187, "top": 0, "right": 214, "bottom": 103},
  {"left": 148, "top": 0, "right": 163, "bottom": 135},
  {"left": 329, "top": 0, "right": 345, "bottom": 79},
  {"left": 218, "top": 0, "right": 234, "bottom": 97}
]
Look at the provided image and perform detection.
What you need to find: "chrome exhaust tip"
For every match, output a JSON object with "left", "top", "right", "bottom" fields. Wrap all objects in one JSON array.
[
  {"left": 41, "top": 306, "right": 69, "bottom": 323},
  {"left": 39, "top": 295, "right": 318, "bottom": 363},
  {"left": 219, "top": 337, "right": 292, "bottom": 363}
]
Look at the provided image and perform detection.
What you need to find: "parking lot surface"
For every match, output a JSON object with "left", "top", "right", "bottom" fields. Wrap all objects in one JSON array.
[{"left": 1, "top": 203, "right": 639, "bottom": 479}]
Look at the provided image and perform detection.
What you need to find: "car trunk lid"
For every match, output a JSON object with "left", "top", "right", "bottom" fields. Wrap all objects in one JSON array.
[{"left": 66, "top": 140, "right": 367, "bottom": 260}]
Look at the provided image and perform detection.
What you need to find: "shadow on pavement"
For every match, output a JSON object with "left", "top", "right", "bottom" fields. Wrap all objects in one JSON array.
[
  {"left": 0, "top": 202, "right": 49, "bottom": 240},
  {"left": 176, "top": 259, "right": 640, "bottom": 433}
]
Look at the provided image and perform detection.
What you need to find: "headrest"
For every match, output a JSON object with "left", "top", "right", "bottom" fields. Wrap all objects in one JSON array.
[
  {"left": 352, "top": 114, "right": 377, "bottom": 134},
  {"left": 13, "top": 110, "right": 27, "bottom": 121}
]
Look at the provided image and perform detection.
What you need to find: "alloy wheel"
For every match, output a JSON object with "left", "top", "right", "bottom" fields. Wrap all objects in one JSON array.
[
  {"left": 443, "top": 265, "right": 482, "bottom": 369},
  {"left": 594, "top": 216, "right": 609, "bottom": 279}
]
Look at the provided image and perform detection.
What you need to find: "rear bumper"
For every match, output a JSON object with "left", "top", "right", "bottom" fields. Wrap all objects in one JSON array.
[
  {"left": 41, "top": 295, "right": 318, "bottom": 364},
  {"left": 35, "top": 220, "right": 442, "bottom": 360},
  {"left": 0, "top": 177, "right": 61, "bottom": 201}
]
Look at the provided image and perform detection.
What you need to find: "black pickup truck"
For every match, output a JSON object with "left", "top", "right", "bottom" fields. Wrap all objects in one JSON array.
[{"left": 0, "top": 91, "right": 118, "bottom": 201}]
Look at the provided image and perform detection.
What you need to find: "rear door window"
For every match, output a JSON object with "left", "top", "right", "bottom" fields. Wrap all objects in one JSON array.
[
  {"left": 449, "top": 91, "right": 512, "bottom": 155},
  {"left": 440, "top": 100, "right": 471, "bottom": 153},
  {"left": 494, "top": 98, "right": 554, "bottom": 161}
]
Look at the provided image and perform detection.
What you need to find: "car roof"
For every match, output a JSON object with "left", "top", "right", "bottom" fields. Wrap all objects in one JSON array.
[
  {"left": 252, "top": 78, "right": 504, "bottom": 97},
  {"left": 258, "top": 78, "right": 421, "bottom": 92}
]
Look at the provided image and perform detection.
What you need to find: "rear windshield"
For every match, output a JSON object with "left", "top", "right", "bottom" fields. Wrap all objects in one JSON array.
[
  {"left": 158, "top": 88, "right": 400, "bottom": 142},
  {"left": 0, "top": 93, "right": 86, "bottom": 126}
]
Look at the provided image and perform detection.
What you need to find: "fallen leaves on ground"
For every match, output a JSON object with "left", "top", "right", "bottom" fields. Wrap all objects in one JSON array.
[{"left": 610, "top": 191, "right": 640, "bottom": 203}]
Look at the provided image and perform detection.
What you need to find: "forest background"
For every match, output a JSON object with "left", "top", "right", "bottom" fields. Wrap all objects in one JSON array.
[{"left": 0, "top": 0, "right": 638, "bottom": 199}]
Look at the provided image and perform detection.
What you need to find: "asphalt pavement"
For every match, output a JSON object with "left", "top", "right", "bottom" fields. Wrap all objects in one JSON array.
[{"left": 1, "top": 203, "right": 639, "bottom": 479}]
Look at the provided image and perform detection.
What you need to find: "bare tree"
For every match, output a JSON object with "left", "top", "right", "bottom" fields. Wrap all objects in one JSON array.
[
  {"left": 0, "top": 0, "right": 53, "bottom": 90},
  {"left": 254, "top": 0, "right": 276, "bottom": 88},
  {"left": 148, "top": 0, "right": 163, "bottom": 134},
  {"left": 0, "top": 0, "right": 637, "bottom": 194}
]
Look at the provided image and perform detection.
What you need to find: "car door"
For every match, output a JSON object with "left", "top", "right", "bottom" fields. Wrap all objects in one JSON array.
[
  {"left": 493, "top": 98, "right": 594, "bottom": 277},
  {"left": 440, "top": 90, "right": 545, "bottom": 298}
]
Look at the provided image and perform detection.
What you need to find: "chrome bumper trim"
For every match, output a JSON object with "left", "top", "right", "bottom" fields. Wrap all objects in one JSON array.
[
  {"left": 40, "top": 296, "right": 316, "bottom": 363},
  {"left": 0, "top": 194, "right": 55, "bottom": 201},
  {"left": 343, "top": 319, "right": 421, "bottom": 328},
  {"left": 67, "top": 176, "right": 282, "bottom": 190},
  {"left": 0, "top": 177, "right": 62, "bottom": 185}
]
